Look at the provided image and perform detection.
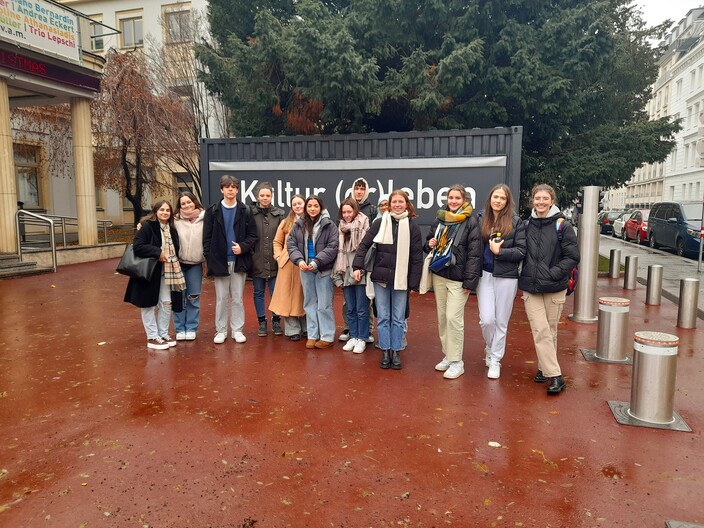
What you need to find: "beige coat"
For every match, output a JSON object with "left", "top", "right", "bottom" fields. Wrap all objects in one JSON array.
[{"left": 269, "top": 220, "right": 305, "bottom": 317}]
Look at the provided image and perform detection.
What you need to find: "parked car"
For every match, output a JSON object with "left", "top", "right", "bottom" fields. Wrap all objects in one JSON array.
[
  {"left": 611, "top": 211, "right": 630, "bottom": 239},
  {"left": 598, "top": 210, "right": 629, "bottom": 235},
  {"left": 647, "top": 202, "right": 703, "bottom": 257},
  {"left": 622, "top": 209, "right": 650, "bottom": 244}
]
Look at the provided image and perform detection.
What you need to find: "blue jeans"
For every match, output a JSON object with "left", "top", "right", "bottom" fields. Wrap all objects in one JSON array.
[
  {"left": 343, "top": 285, "right": 369, "bottom": 340},
  {"left": 300, "top": 270, "right": 335, "bottom": 341},
  {"left": 373, "top": 283, "right": 407, "bottom": 351},
  {"left": 173, "top": 263, "right": 202, "bottom": 333},
  {"left": 252, "top": 276, "right": 279, "bottom": 321}
]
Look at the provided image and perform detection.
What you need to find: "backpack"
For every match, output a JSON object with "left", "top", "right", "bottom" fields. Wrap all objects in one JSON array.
[{"left": 524, "top": 217, "right": 578, "bottom": 295}]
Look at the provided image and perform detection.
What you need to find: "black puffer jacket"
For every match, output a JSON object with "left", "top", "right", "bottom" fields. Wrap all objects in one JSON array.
[
  {"left": 424, "top": 212, "right": 482, "bottom": 291},
  {"left": 478, "top": 213, "right": 527, "bottom": 279},
  {"left": 287, "top": 213, "right": 339, "bottom": 273},
  {"left": 518, "top": 209, "right": 580, "bottom": 294},
  {"left": 353, "top": 216, "right": 424, "bottom": 290},
  {"left": 203, "top": 200, "right": 258, "bottom": 277}
]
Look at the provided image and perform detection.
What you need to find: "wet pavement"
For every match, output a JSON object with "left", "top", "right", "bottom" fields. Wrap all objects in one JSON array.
[{"left": 1, "top": 258, "right": 703, "bottom": 527}]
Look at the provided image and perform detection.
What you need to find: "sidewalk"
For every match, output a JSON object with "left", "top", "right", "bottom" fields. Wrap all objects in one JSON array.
[
  {"left": 598, "top": 235, "right": 704, "bottom": 318},
  {"left": 0, "top": 259, "right": 703, "bottom": 527}
]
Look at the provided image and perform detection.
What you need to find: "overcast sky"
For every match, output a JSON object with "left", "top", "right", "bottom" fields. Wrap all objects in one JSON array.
[{"left": 635, "top": 0, "right": 702, "bottom": 28}]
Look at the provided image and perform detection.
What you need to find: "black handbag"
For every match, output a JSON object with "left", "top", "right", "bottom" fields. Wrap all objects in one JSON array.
[
  {"left": 363, "top": 243, "right": 377, "bottom": 273},
  {"left": 116, "top": 243, "right": 158, "bottom": 281}
]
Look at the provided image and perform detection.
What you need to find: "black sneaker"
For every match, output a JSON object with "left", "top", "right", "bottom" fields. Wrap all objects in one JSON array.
[
  {"left": 258, "top": 320, "right": 268, "bottom": 337},
  {"left": 272, "top": 320, "right": 283, "bottom": 336},
  {"left": 338, "top": 330, "right": 350, "bottom": 342}
]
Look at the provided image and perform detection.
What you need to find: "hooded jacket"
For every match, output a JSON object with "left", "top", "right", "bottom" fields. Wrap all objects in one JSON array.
[
  {"left": 518, "top": 205, "right": 580, "bottom": 294},
  {"left": 249, "top": 202, "right": 285, "bottom": 278},
  {"left": 287, "top": 210, "right": 339, "bottom": 274},
  {"left": 353, "top": 177, "right": 377, "bottom": 219},
  {"left": 203, "top": 200, "right": 258, "bottom": 276}
]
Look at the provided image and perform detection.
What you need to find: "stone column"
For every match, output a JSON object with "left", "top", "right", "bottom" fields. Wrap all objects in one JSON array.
[
  {"left": 0, "top": 78, "right": 18, "bottom": 253},
  {"left": 71, "top": 97, "right": 98, "bottom": 246}
]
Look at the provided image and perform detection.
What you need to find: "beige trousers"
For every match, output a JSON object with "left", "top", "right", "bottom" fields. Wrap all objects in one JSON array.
[
  {"left": 522, "top": 290, "right": 566, "bottom": 377},
  {"left": 432, "top": 273, "right": 469, "bottom": 362}
]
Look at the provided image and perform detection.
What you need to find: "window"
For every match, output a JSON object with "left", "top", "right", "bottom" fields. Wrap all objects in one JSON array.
[
  {"left": 165, "top": 10, "right": 191, "bottom": 43},
  {"left": 676, "top": 79, "right": 683, "bottom": 99},
  {"left": 90, "top": 20, "right": 104, "bottom": 52},
  {"left": 120, "top": 17, "right": 143, "bottom": 48},
  {"left": 14, "top": 144, "right": 40, "bottom": 208}
]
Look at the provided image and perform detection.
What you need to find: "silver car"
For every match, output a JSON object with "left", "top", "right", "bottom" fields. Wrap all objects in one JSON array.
[{"left": 611, "top": 211, "right": 630, "bottom": 239}]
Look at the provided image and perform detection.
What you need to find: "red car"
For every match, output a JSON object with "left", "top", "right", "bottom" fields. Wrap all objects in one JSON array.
[{"left": 622, "top": 209, "right": 650, "bottom": 244}]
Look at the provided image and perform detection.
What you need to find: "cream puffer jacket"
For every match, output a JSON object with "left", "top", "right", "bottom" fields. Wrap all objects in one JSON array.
[{"left": 174, "top": 210, "right": 205, "bottom": 265}]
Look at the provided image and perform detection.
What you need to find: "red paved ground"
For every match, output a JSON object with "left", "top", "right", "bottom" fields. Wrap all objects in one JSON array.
[{"left": 0, "top": 259, "right": 703, "bottom": 527}]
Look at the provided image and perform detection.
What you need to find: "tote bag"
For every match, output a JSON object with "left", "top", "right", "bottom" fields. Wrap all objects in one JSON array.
[{"left": 116, "top": 243, "right": 158, "bottom": 281}]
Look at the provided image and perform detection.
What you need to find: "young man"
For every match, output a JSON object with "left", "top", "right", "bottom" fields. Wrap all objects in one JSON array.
[
  {"left": 249, "top": 182, "right": 285, "bottom": 336},
  {"left": 339, "top": 178, "right": 377, "bottom": 342},
  {"left": 203, "top": 175, "right": 258, "bottom": 344}
]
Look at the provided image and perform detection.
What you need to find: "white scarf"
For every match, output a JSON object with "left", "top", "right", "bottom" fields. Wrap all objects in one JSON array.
[{"left": 373, "top": 210, "right": 410, "bottom": 290}]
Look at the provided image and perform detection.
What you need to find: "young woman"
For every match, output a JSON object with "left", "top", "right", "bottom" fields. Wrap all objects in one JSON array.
[
  {"left": 270, "top": 195, "right": 307, "bottom": 340},
  {"left": 353, "top": 190, "right": 423, "bottom": 370},
  {"left": 173, "top": 192, "right": 205, "bottom": 341},
  {"left": 124, "top": 200, "right": 186, "bottom": 350},
  {"left": 476, "top": 184, "right": 526, "bottom": 379},
  {"left": 333, "top": 198, "right": 370, "bottom": 354},
  {"left": 519, "top": 184, "right": 579, "bottom": 395},
  {"left": 425, "top": 184, "right": 481, "bottom": 380},
  {"left": 287, "top": 196, "right": 339, "bottom": 349}
]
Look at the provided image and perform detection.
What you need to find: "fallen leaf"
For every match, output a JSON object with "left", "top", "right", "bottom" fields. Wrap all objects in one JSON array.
[{"left": 488, "top": 441, "right": 501, "bottom": 448}]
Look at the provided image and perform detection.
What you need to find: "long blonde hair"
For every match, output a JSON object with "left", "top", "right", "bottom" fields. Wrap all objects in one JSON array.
[
  {"left": 481, "top": 184, "right": 515, "bottom": 242},
  {"left": 281, "top": 194, "right": 305, "bottom": 233}
]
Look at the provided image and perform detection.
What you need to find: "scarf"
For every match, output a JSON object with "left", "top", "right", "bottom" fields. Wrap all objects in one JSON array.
[
  {"left": 334, "top": 213, "right": 369, "bottom": 275},
  {"left": 434, "top": 201, "right": 473, "bottom": 256},
  {"left": 177, "top": 207, "right": 203, "bottom": 222},
  {"left": 160, "top": 223, "right": 186, "bottom": 291},
  {"left": 374, "top": 210, "right": 410, "bottom": 290}
]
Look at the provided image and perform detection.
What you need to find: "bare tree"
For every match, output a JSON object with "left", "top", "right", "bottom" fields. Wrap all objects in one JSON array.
[{"left": 91, "top": 50, "right": 195, "bottom": 225}]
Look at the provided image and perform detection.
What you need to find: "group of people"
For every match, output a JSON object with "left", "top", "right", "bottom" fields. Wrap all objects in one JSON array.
[{"left": 124, "top": 178, "right": 579, "bottom": 395}]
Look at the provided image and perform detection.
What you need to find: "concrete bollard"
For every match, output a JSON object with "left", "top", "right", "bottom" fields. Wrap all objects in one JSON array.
[
  {"left": 677, "top": 278, "right": 700, "bottom": 329},
  {"left": 623, "top": 255, "right": 638, "bottom": 290},
  {"left": 645, "top": 265, "right": 663, "bottom": 306},
  {"left": 609, "top": 249, "right": 621, "bottom": 279},
  {"left": 628, "top": 331, "right": 679, "bottom": 425},
  {"left": 595, "top": 297, "right": 630, "bottom": 361}
]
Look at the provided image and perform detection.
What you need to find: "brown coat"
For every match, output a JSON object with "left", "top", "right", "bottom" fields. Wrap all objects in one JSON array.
[{"left": 268, "top": 220, "right": 305, "bottom": 317}]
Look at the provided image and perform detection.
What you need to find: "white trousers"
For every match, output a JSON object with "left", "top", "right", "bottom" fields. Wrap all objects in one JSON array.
[
  {"left": 141, "top": 272, "right": 172, "bottom": 339},
  {"left": 476, "top": 272, "right": 518, "bottom": 365},
  {"left": 214, "top": 262, "right": 247, "bottom": 334}
]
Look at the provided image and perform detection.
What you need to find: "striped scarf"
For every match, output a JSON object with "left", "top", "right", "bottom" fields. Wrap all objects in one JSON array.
[
  {"left": 161, "top": 224, "right": 186, "bottom": 291},
  {"left": 435, "top": 201, "right": 473, "bottom": 255}
]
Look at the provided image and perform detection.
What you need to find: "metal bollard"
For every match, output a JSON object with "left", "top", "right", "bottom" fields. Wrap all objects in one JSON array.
[
  {"left": 677, "top": 278, "right": 700, "bottom": 329},
  {"left": 595, "top": 297, "right": 630, "bottom": 361},
  {"left": 645, "top": 265, "right": 663, "bottom": 305},
  {"left": 628, "top": 331, "right": 679, "bottom": 424},
  {"left": 623, "top": 255, "right": 638, "bottom": 290},
  {"left": 609, "top": 249, "right": 621, "bottom": 279}
]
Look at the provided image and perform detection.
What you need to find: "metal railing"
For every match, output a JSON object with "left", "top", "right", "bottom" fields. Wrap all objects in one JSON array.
[{"left": 16, "top": 210, "right": 57, "bottom": 273}]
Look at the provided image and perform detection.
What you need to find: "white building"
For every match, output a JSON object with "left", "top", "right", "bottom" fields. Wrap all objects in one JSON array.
[{"left": 616, "top": 7, "right": 704, "bottom": 211}]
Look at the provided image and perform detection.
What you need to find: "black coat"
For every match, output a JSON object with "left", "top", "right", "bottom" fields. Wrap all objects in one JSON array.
[
  {"left": 424, "top": 212, "right": 482, "bottom": 291},
  {"left": 203, "top": 200, "right": 258, "bottom": 276},
  {"left": 518, "top": 212, "right": 580, "bottom": 294},
  {"left": 287, "top": 215, "right": 339, "bottom": 272},
  {"left": 477, "top": 213, "right": 527, "bottom": 280},
  {"left": 123, "top": 220, "right": 179, "bottom": 308},
  {"left": 249, "top": 203, "right": 285, "bottom": 279},
  {"left": 353, "top": 216, "right": 424, "bottom": 291}
]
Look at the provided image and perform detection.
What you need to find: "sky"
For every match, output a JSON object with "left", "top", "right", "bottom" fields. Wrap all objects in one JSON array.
[{"left": 635, "top": 0, "right": 702, "bottom": 28}]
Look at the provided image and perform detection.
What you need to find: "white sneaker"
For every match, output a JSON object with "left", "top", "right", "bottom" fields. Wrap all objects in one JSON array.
[
  {"left": 176, "top": 332, "right": 187, "bottom": 341},
  {"left": 343, "top": 338, "right": 358, "bottom": 351},
  {"left": 365, "top": 335, "right": 375, "bottom": 343},
  {"left": 488, "top": 362, "right": 501, "bottom": 379},
  {"left": 185, "top": 331, "right": 196, "bottom": 341},
  {"left": 443, "top": 361, "right": 465, "bottom": 379},
  {"left": 213, "top": 332, "right": 226, "bottom": 344},
  {"left": 435, "top": 357, "right": 451, "bottom": 371},
  {"left": 233, "top": 331, "right": 247, "bottom": 343},
  {"left": 147, "top": 337, "right": 169, "bottom": 350},
  {"left": 352, "top": 340, "right": 366, "bottom": 354}
]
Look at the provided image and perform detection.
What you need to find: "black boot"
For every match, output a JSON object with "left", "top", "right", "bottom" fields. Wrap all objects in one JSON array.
[
  {"left": 534, "top": 369, "right": 548, "bottom": 383},
  {"left": 380, "top": 350, "right": 391, "bottom": 369},
  {"left": 391, "top": 350, "right": 402, "bottom": 370},
  {"left": 258, "top": 319, "right": 267, "bottom": 337},
  {"left": 272, "top": 318, "right": 283, "bottom": 336},
  {"left": 547, "top": 376, "right": 566, "bottom": 395}
]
